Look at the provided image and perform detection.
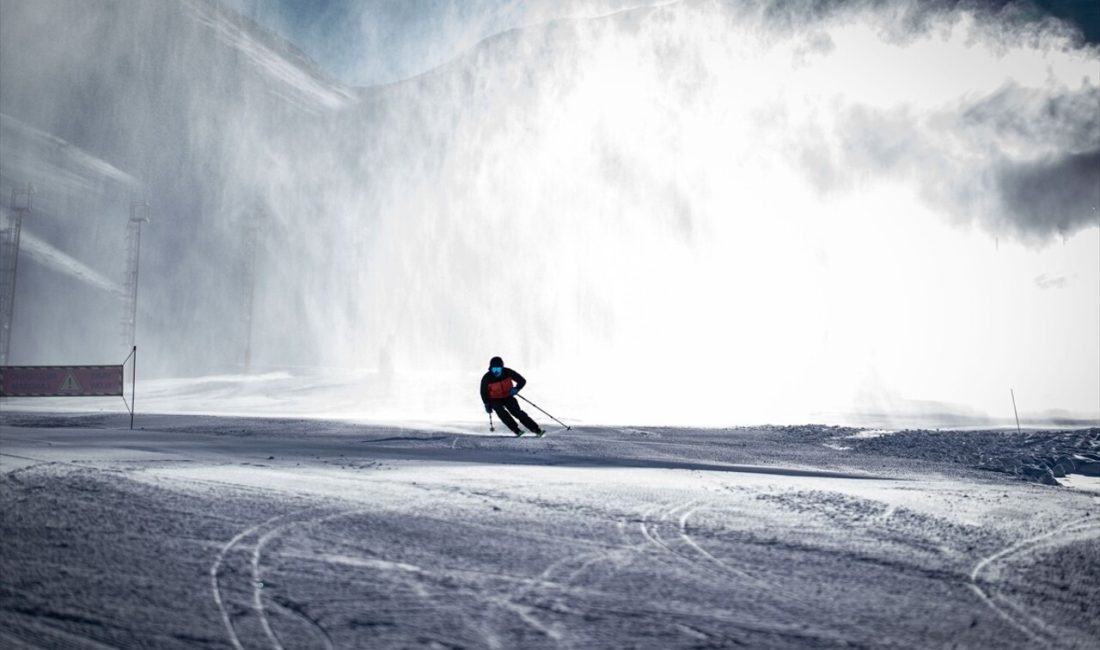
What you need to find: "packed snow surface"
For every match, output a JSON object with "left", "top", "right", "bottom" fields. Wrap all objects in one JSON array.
[{"left": 1, "top": 413, "right": 1097, "bottom": 649}]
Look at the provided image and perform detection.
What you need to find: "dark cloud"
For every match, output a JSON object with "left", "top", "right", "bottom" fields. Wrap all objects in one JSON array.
[
  {"left": 789, "top": 80, "right": 1099, "bottom": 244},
  {"left": 712, "top": 0, "right": 1098, "bottom": 50},
  {"left": 995, "top": 149, "right": 1100, "bottom": 239},
  {"left": 1031, "top": 0, "right": 1100, "bottom": 43}
]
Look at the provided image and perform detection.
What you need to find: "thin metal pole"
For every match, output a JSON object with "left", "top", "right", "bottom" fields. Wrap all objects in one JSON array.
[
  {"left": 518, "top": 395, "right": 572, "bottom": 430},
  {"left": 1010, "top": 389, "right": 1020, "bottom": 434},
  {"left": 489, "top": 412, "right": 495, "bottom": 432},
  {"left": 131, "top": 345, "right": 137, "bottom": 430}
]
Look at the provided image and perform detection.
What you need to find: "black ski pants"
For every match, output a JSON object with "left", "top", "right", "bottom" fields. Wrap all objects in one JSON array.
[{"left": 490, "top": 397, "right": 541, "bottom": 434}]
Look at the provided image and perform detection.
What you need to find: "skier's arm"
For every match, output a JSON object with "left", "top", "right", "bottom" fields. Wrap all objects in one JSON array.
[{"left": 508, "top": 368, "right": 527, "bottom": 392}]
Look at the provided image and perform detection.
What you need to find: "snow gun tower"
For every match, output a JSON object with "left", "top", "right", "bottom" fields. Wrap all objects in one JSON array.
[
  {"left": 121, "top": 201, "right": 150, "bottom": 351},
  {"left": 241, "top": 205, "right": 265, "bottom": 373},
  {"left": 0, "top": 183, "right": 34, "bottom": 365}
]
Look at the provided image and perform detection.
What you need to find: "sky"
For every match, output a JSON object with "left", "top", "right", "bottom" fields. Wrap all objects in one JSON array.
[
  {"left": 227, "top": 0, "right": 1100, "bottom": 86},
  {"left": 225, "top": 0, "right": 668, "bottom": 85}
]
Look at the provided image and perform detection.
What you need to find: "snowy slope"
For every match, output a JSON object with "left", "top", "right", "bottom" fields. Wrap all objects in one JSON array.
[{"left": 1, "top": 413, "right": 1097, "bottom": 649}]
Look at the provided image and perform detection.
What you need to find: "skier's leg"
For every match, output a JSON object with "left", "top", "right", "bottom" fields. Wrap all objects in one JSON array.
[
  {"left": 492, "top": 402, "right": 521, "bottom": 434},
  {"left": 505, "top": 398, "right": 542, "bottom": 433}
]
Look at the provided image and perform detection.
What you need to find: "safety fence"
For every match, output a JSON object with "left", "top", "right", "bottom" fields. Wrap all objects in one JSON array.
[{"left": 0, "top": 346, "right": 137, "bottom": 428}]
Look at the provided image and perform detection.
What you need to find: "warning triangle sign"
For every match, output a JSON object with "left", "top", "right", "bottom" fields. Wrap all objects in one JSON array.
[{"left": 59, "top": 371, "right": 82, "bottom": 393}]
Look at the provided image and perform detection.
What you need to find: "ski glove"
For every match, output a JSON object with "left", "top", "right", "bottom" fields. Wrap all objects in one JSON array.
[
  {"left": 484, "top": 403, "right": 492, "bottom": 414},
  {"left": 510, "top": 387, "right": 520, "bottom": 397}
]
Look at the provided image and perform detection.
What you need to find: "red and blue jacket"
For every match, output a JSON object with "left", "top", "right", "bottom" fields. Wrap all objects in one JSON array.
[{"left": 480, "top": 367, "right": 527, "bottom": 403}]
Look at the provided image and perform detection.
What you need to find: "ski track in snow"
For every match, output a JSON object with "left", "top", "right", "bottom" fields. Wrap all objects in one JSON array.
[
  {"left": 968, "top": 521, "right": 1100, "bottom": 649},
  {"left": 677, "top": 503, "right": 773, "bottom": 586},
  {"left": 252, "top": 524, "right": 290, "bottom": 650},
  {"left": 214, "top": 498, "right": 571, "bottom": 649},
  {"left": 642, "top": 499, "right": 817, "bottom": 618},
  {"left": 214, "top": 507, "right": 345, "bottom": 650},
  {"left": 3, "top": 417, "right": 1098, "bottom": 649},
  {"left": 211, "top": 513, "right": 286, "bottom": 650}
]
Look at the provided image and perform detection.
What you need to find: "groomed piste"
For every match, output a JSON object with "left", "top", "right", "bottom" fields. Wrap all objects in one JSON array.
[{"left": 2, "top": 413, "right": 1097, "bottom": 649}]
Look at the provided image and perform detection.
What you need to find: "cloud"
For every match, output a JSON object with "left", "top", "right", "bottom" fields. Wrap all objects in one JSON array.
[
  {"left": 995, "top": 150, "right": 1100, "bottom": 239},
  {"left": 786, "top": 50, "right": 1099, "bottom": 243},
  {"left": 229, "top": 1, "right": 1100, "bottom": 249},
  {"left": 1034, "top": 272, "right": 1075, "bottom": 289}
]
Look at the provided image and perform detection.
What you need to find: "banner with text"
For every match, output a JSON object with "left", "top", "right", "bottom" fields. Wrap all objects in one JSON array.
[{"left": 0, "top": 365, "right": 124, "bottom": 397}]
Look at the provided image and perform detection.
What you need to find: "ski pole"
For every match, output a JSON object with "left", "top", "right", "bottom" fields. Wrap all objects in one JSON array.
[
  {"left": 518, "top": 395, "right": 572, "bottom": 430},
  {"left": 489, "top": 411, "right": 495, "bottom": 432}
]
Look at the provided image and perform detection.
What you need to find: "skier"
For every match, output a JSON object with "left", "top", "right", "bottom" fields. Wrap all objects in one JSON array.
[{"left": 480, "top": 356, "right": 545, "bottom": 437}]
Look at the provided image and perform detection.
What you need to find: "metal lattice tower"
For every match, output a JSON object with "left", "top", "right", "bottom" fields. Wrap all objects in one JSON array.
[
  {"left": 121, "top": 202, "right": 150, "bottom": 351},
  {"left": 1, "top": 184, "right": 34, "bottom": 365}
]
